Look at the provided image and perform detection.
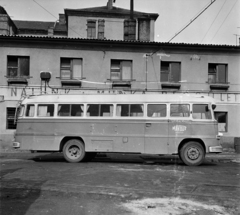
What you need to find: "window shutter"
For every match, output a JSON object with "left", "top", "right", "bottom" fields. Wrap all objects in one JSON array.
[
  {"left": 124, "top": 20, "right": 129, "bottom": 40},
  {"left": 98, "top": 20, "right": 105, "bottom": 39},
  {"left": 217, "top": 65, "right": 227, "bottom": 83},
  {"left": 72, "top": 59, "right": 82, "bottom": 78},
  {"left": 170, "top": 63, "right": 180, "bottom": 83},
  {"left": 19, "top": 57, "right": 30, "bottom": 77},
  {"left": 128, "top": 20, "right": 136, "bottom": 40},
  {"left": 87, "top": 20, "right": 96, "bottom": 39},
  {"left": 121, "top": 61, "right": 132, "bottom": 80}
]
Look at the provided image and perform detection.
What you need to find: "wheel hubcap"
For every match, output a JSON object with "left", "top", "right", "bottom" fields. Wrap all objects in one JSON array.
[
  {"left": 68, "top": 146, "right": 80, "bottom": 158},
  {"left": 187, "top": 147, "right": 200, "bottom": 160}
]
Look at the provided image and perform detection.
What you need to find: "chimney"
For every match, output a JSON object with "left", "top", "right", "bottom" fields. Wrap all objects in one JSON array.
[
  {"left": 59, "top": 14, "right": 65, "bottom": 25},
  {"left": 130, "top": 0, "right": 134, "bottom": 19},
  {"left": 107, "top": 0, "right": 113, "bottom": 10}
]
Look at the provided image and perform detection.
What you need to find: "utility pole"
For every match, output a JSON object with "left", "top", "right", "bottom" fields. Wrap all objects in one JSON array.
[{"left": 233, "top": 34, "right": 240, "bottom": 45}]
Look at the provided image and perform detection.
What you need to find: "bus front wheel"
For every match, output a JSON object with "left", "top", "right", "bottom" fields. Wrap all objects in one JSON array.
[
  {"left": 180, "top": 141, "right": 205, "bottom": 166},
  {"left": 63, "top": 139, "right": 85, "bottom": 163}
]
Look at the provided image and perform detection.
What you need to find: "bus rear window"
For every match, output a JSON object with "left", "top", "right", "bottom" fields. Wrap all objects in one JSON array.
[
  {"left": 170, "top": 104, "right": 190, "bottom": 117},
  {"left": 116, "top": 104, "right": 143, "bottom": 117},
  {"left": 58, "top": 104, "right": 83, "bottom": 116},
  {"left": 26, "top": 104, "right": 35, "bottom": 117},
  {"left": 37, "top": 104, "right": 54, "bottom": 117},
  {"left": 193, "top": 104, "right": 212, "bottom": 119},
  {"left": 147, "top": 104, "right": 166, "bottom": 117},
  {"left": 87, "top": 104, "right": 113, "bottom": 117}
]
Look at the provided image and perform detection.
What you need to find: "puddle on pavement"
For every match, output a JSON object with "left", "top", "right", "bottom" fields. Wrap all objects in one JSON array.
[{"left": 122, "top": 197, "right": 230, "bottom": 215}]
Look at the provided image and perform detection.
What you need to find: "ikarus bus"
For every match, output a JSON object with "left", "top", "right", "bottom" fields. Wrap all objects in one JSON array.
[{"left": 13, "top": 94, "right": 223, "bottom": 166}]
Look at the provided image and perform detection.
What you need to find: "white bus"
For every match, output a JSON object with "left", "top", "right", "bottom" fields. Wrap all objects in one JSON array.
[{"left": 13, "top": 94, "right": 222, "bottom": 166}]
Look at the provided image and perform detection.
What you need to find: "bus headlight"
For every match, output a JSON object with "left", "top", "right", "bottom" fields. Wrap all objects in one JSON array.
[
  {"left": 13, "top": 142, "right": 20, "bottom": 148},
  {"left": 216, "top": 132, "right": 223, "bottom": 140}
]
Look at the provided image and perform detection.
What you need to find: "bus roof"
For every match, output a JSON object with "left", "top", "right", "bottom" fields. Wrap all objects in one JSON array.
[{"left": 21, "top": 94, "right": 216, "bottom": 104}]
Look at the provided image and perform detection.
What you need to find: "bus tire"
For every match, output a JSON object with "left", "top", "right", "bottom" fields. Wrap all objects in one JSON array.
[
  {"left": 180, "top": 141, "right": 205, "bottom": 166},
  {"left": 63, "top": 139, "right": 86, "bottom": 163}
]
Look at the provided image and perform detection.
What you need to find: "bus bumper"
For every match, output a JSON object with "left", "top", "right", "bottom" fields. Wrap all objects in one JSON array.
[
  {"left": 209, "top": 146, "right": 223, "bottom": 153},
  {"left": 13, "top": 142, "right": 20, "bottom": 148}
]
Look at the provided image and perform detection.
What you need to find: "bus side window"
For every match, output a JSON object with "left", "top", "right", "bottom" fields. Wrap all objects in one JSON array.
[
  {"left": 26, "top": 104, "right": 35, "bottom": 117},
  {"left": 87, "top": 104, "right": 113, "bottom": 117},
  {"left": 38, "top": 104, "right": 54, "bottom": 117},
  {"left": 116, "top": 104, "right": 143, "bottom": 117},
  {"left": 147, "top": 104, "right": 166, "bottom": 117},
  {"left": 170, "top": 104, "right": 190, "bottom": 117},
  {"left": 193, "top": 104, "right": 212, "bottom": 119},
  {"left": 71, "top": 104, "right": 84, "bottom": 116},
  {"left": 100, "top": 104, "right": 113, "bottom": 117},
  {"left": 130, "top": 104, "right": 143, "bottom": 117},
  {"left": 58, "top": 104, "right": 70, "bottom": 116}
]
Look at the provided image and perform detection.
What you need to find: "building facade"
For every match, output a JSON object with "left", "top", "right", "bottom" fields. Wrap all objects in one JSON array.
[{"left": 0, "top": 1, "right": 239, "bottom": 149}]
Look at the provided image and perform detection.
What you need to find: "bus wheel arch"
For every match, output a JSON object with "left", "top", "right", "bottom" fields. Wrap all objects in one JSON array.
[
  {"left": 60, "top": 136, "right": 85, "bottom": 152},
  {"left": 60, "top": 137, "right": 86, "bottom": 163},
  {"left": 178, "top": 139, "right": 206, "bottom": 166}
]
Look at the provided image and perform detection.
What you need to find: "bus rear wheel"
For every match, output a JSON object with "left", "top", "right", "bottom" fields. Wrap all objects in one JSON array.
[
  {"left": 180, "top": 141, "right": 205, "bottom": 166},
  {"left": 63, "top": 139, "right": 85, "bottom": 163}
]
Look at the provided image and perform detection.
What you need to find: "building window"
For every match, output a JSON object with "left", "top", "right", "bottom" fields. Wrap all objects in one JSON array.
[
  {"left": 60, "top": 58, "right": 82, "bottom": 79},
  {"left": 110, "top": 60, "right": 132, "bottom": 80},
  {"left": 98, "top": 19, "right": 105, "bottom": 39},
  {"left": 160, "top": 62, "right": 181, "bottom": 83},
  {"left": 87, "top": 20, "right": 96, "bottom": 39},
  {"left": 214, "top": 112, "right": 227, "bottom": 132},
  {"left": 208, "top": 64, "right": 227, "bottom": 84},
  {"left": 6, "top": 107, "right": 16, "bottom": 129},
  {"left": 7, "top": 56, "right": 30, "bottom": 78}
]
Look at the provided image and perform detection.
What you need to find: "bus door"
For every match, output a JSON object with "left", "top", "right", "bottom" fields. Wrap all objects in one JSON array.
[
  {"left": 168, "top": 104, "right": 192, "bottom": 153},
  {"left": 144, "top": 104, "right": 168, "bottom": 154}
]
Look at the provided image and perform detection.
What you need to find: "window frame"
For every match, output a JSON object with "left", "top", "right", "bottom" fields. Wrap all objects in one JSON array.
[
  {"left": 7, "top": 56, "right": 30, "bottom": 78},
  {"left": 58, "top": 104, "right": 84, "bottom": 117},
  {"left": 60, "top": 58, "right": 82, "bottom": 80},
  {"left": 6, "top": 107, "right": 17, "bottom": 130},
  {"left": 192, "top": 104, "right": 212, "bottom": 120},
  {"left": 208, "top": 63, "right": 228, "bottom": 84},
  {"left": 86, "top": 104, "right": 114, "bottom": 117},
  {"left": 170, "top": 104, "right": 190, "bottom": 118},
  {"left": 37, "top": 104, "right": 55, "bottom": 117},
  {"left": 110, "top": 60, "right": 133, "bottom": 81},
  {"left": 214, "top": 111, "right": 228, "bottom": 132},
  {"left": 160, "top": 61, "right": 181, "bottom": 83},
  {"left": 147, "top": 104, "right": 167, "bottom": 118},
  {"left": 87, "top": 20, "right": 97, "bottom": 39},
  {"left": 116, "top": 104, "right": 144, "bottom": 117}
]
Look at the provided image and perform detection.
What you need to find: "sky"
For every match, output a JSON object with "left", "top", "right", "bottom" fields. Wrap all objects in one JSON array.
[{"left": 0, "top": 0, "right": 239, "bottom": 45}]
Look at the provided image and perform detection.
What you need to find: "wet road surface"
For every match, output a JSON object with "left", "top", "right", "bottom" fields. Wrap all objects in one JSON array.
[{"left": 0, "top": 152, "right": 240, "bottom": 215}]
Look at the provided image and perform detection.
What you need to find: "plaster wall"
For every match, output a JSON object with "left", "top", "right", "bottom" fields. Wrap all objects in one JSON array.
[{"left": 68, "top": 16, "right": 124, "bottom": 40}]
